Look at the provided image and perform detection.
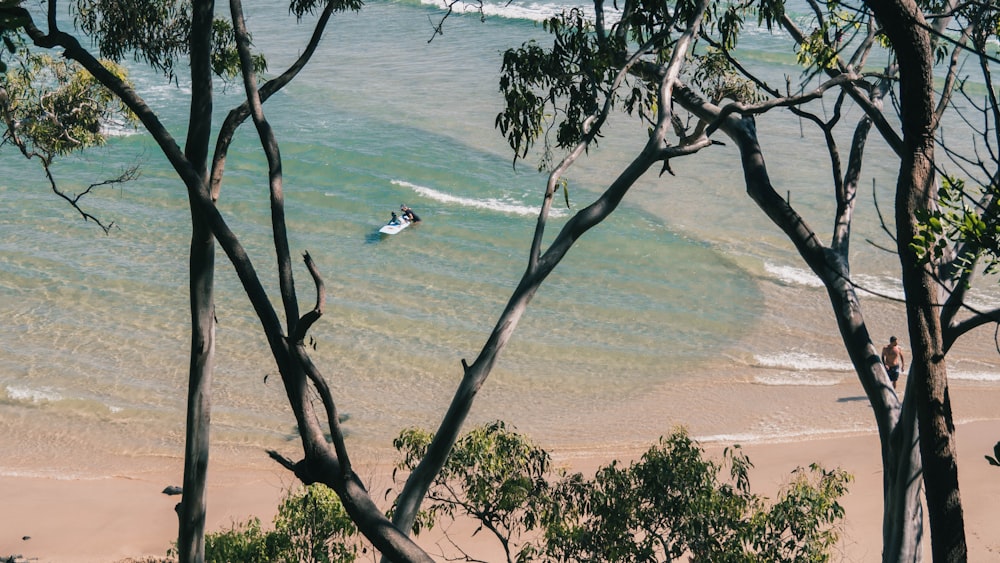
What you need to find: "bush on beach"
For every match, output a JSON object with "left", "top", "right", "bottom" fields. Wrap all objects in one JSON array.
[
  {"left": 177, "top": 422, "right": 849, "bottom": 563},
  {"left": 393, "top": 422, "right": 853, "bottom": 562},
  {"left": 197, "top": 483, "right": 358, "bottom": 563}
]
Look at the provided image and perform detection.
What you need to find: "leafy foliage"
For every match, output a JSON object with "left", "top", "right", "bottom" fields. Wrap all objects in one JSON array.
[
  {"left": 73, "top": 0, "right": 192, "bottom": 77},
  {"left": 201, "top": 484, "right": 358, "bottom": 563},
  {"left": 203, "top": 517, "right": 277, "bottom": 563},
  {"left": 688, "top": 48, "right": 763, "bottom": 104},
  {"left": 748, "top": 464, "right": 851, "bottom": 562},
  {"left": 495, "top": 9, "right": 609, "bottom": 166},
  {"left": 912, "top": 177, "right": 1000, "bottom": 278},
  {"left": 1, "top": 50, "right": 134, "bottom": 156},
  {"left": 395, "top": 423, "right": 851, "bottom": 563},
  {"left": 273, "top": 482, "right": 358, "bottom": 563},
  {"left": 289, "top": 0, "right": 365, "bottom": 19},
  {"left": 394, "top": 420, "right": 551, "bottom": 561},
  {"left": 395, "top": 422, "right": 553, "bottom": 562},
  {"left": 72, "top": 0, "right": 265, "bottom": 79},
  {"left": 543, "top": 430, "right": 850, "bottom": 562},
  {"left": 494, "top": 0, "right": 788, "bottom": 169}
]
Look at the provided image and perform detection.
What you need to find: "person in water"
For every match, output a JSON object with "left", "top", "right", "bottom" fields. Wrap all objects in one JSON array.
[
  {"left": 400, "top": 205, "right": 420, "bottom": 222},
  {"left": 388, "top": 211, "right": 400, "bottom": 226}
]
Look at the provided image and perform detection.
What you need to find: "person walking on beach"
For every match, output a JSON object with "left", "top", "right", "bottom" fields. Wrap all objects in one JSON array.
[{"left": 881, "top": 336, "right": 905, "bottom": 390}]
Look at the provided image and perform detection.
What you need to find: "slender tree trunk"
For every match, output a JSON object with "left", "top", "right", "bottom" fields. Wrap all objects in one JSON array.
[
  {"left": 899, "top": 161, "right": 967, "bottom": 561},
  {"left": 883, "top": 377, "right": 923, "bottom": 563},
  {"left": 177, "top": 1, "right": 217, "bottom": 560},
  {"left": 177, "top": 214, "right": 216, "bottom": 563},
  {"left": 866, "top": 0, "right": 968, "bottom": 559}
]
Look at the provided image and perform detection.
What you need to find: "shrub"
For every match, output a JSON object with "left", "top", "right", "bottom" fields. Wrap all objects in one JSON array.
[
  {"left": 396, "top": 423, "right": 852, "bottom": 563},
  {"left": 203, "top": 483, "right": 357, "bottom": 563}
]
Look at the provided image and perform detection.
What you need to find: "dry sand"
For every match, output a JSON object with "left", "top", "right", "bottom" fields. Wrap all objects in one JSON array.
[{"left": 2, "top": 419, "right": 998, "bottom": 562}]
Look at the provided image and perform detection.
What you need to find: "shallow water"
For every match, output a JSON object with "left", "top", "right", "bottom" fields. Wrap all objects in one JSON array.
[{"left": 2, "top": 0, "right": 999, "bottom": 479}]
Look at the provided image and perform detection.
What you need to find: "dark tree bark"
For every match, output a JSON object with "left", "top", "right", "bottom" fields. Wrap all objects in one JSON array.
[
  {"left": 176, "top": 0, "right": 218, "bottom": 560},
  {"left": 866, "top": 0, "right": 968, "bottom": 559}
]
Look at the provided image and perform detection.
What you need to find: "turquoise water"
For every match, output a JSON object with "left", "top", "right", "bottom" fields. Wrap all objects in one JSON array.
[{"left": 2, "top": 0, "right": 999, "bottom": 478}]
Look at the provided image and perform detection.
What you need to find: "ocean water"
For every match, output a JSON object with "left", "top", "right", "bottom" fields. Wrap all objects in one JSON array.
[{"left": 2, "top": 0, "right": 999, "bottom": 479}]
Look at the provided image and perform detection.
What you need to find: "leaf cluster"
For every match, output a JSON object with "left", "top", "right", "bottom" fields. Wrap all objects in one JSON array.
[
  {"left": 688, "top": 48, "right": 763, "bottom": 104},
  {"left": 394, "top": 420, "right": 551, "bottom": 559},
  {"left": 198, "top": 483, "right": 358, "bottom": 563},
  {"left": 913, "top": 177, "right": 1000, "bottom": 279},
  {"left": 543, "top": 431, "right": 849, "bottom": 562},
  {"left": 71, "top": 0, "right": 266, "bottom": 79},
  {"left": 495, "top": 9, "right": 610, "bottom": 167},
  {"left": 1, "top": 50, "right": 134, "bottom": 156},
  {"left": 494, "top": 0, "right": 787, "bottom": 170}
]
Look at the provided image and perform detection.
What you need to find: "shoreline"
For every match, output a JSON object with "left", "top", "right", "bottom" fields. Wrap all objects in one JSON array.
[{"left": 2, "top": 420, "right": 998, "bottom": 562}]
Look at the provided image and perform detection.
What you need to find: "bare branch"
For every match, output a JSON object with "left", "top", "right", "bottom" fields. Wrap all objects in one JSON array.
[{"left": 230, "top": 0, "right": 299, "bottom": 333}]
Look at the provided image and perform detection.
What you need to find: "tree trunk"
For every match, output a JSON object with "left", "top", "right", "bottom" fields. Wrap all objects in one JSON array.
[
  {"left": 177, "top": 214, "right": 216, "bottom": 563},
  {"left": 866, "top": 0, "right": 968, "bottom": 559},
  {"left": 177, "top": 1, "right": 217, "bottom": 560}
]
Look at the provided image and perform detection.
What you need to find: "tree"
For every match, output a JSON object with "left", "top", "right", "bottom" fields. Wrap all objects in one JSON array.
[
  {"left": 488, "top": 0, "right": 1000, "bottom": 560},
  {"left": 0, "top": 38, "right": 139, "bottom": 232},
  {"left": 393, "top": 421, "right": 552, "bottom": 563},
  {"left": 490, "top": 0, "right": 921, "bottom": 558},
  {"left": 0, "top": 0, "right": 436, "bottom": 560},
  {"left": 394, "top": 422, "right": 851, "bottom": 563}
]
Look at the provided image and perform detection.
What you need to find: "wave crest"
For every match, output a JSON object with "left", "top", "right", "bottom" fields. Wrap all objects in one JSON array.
[
  {"left": 392, "top": 179, "right": 565, "bottom": 217},
  {"left": 754, "top": 351, "right": 853, "bottom": 372},
  {"left": 417, "top": 0, "right": 618, "bottom": 23}
]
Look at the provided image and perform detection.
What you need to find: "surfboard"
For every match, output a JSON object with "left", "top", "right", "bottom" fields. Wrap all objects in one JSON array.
[{"left": 379, "top": 218, "right": 411, "bottom": 235}]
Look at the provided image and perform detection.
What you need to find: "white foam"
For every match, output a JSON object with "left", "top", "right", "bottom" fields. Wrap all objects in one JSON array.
[
  {"left": 752, "top": 373, "right": 843, "bottom": 386},
  {"left": 853, "top": 273, "right": 905, "bottom": 300},
  {"left": 762, "top": 262, "right": 908, "bottom": 301},
  {"left": 100, "top": 122, "right": 140, "bottom": 137},
  {"left": 419, "top": 0, "right": 621, "bottom": 24},
  {"left": 5, "top": 384, "right": 61, "bottom": 404},
  {"left": 949, "top": 370, "right": 1000, "bottom": 382},
  {"left": 753, "top": 351, "right": 854, "bottom": 372},
  {"left": 695, "top": 425, "right": 876, "bottom": 445},
  {"left": 391, "top": 179, "right": 566, "bottom": 217},
  {"left": 764, "top": 263, "right": 824, "bottom": 287}
]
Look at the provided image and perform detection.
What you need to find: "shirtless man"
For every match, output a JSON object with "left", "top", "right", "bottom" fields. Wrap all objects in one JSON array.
[{"left": 881, "top": 336, "right": 905, "bottom": 390}]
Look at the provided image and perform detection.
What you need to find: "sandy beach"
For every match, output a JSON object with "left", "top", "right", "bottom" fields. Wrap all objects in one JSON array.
[{"left": 2, "top": 419, "right": 997, "bottom": 562}]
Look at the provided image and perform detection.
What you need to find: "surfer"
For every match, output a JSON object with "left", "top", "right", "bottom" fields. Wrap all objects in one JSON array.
[
  {"left": 401, "top": 204, "right": 420, "bottom": 222},
  {"left": 881, "top": 336, "right": 905, "bottom": 390},
  {"left": 388, "top": 211, "right": 401, "bottom": 226}
]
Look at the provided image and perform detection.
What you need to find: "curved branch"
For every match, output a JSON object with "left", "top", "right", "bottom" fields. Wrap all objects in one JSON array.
[
  {"left": 779, "top": 13, "right": 904, "bottom": 154},
  {"left": 294, "top": 251, "right": 326, "bottom": 340},
  {"left": 230, "top": 0, "right": 298, "bottom": 334},
  {"left": 209, "top": 0, "right": 338, "bottom": 199},
  {"left": 705, "top": 73, "right": 856, "bottom": 137}
]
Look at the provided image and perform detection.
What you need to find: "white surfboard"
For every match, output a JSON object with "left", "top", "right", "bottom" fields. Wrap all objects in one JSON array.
[{"left": 379, "top": 217, "right": 411, "bottom": 235}]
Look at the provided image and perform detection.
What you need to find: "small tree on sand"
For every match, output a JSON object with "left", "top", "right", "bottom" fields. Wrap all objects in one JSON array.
[{"left": 394, "top": 423, "right": 851, "bottom": 563}]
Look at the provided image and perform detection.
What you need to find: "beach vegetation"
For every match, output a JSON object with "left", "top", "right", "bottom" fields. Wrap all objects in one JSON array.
[
  {"left": 0, "top": 38, "right": 139, "bottom": 232},
  {"left": 194, "top": 483, "right": 358, "bottom": 563},
  {"left": 393, "top": 422, "right": 850, "bottom": 563}
]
